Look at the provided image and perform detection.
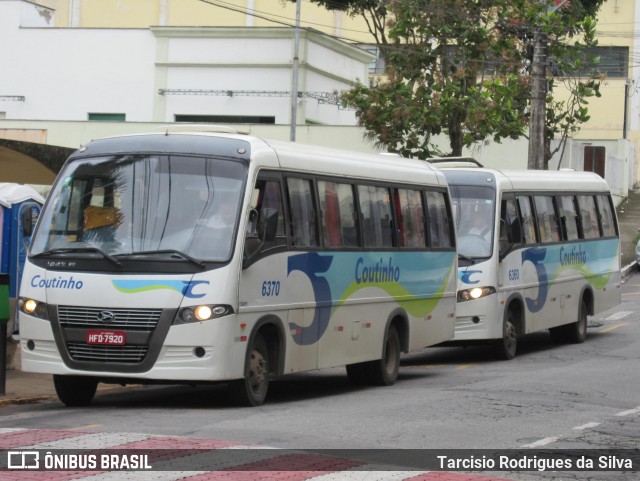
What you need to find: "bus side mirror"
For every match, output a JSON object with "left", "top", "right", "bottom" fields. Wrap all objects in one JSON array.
[
  {"left": 498, "top": 219, "right": 513, "bottom": 262},
  {"left": 243, "top": 208, "right": 279, "bottom": 269}
]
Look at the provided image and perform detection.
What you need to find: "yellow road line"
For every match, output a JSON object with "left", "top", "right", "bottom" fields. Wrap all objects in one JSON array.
[
  {"left": 404, "top": 364, "right": 445, "bottom": 369},
  {"left": 456, "top": 364, "right": 474, "bottom": 370},
  {"left": 70, "top": 424, "right": 101, "bottom": 430},
  {"left": 599, "top": 323, "right": 628, "bottom": 333}
]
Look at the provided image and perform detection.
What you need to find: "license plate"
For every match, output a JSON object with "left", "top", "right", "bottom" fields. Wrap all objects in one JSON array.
[{"left": 86, "top": 330, "right": 126, "bottom": 345}]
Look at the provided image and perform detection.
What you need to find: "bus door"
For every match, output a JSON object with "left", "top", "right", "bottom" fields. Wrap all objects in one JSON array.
[{"left": 239, "top": 174, "right": 320, "bottom": 374}]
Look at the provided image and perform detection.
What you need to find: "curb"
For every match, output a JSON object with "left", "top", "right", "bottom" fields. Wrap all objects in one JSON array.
[
  {"left": 621, "top": 260, "right": 637, "bottom": 279},
  {"left": 0, "top": 395, "right": 52, "bottom": 407}
]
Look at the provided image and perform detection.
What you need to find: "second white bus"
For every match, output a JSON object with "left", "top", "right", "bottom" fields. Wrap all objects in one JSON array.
[
  {"left": 19, "top": 131, "right": 458, "bottom": 406},
  {"left": 440, "top": 167, "right": 621, "bottom": 359}
]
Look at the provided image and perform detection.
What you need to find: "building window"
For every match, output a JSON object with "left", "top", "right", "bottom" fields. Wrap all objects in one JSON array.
[
  {"left": 88, "top": 113, "right": 126, "bottom": 121},
  {"left": 357, "top": 44, "right": 386, "bottom": 75},
  {"left": 584, "top": 146, "right": 605, "bottom": 178},
  {"left": 573, "top": 46, "right": 629, "bottom": 79}
]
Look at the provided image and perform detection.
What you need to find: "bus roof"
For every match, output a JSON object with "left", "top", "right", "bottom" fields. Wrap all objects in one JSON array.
[
  {"left": 440, "top": 167, "right": 611, "bottom": 193},
  {"left": 70, "top": 131, "right": 448, "bottom": 188},
  {"left": 262, "top": 138, "right": 447, "bottom": 187}
]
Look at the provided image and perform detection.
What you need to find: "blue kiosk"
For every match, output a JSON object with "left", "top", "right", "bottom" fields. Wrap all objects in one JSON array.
[{"left": 0, "top": 183, "right": 44, "bottom": 344}]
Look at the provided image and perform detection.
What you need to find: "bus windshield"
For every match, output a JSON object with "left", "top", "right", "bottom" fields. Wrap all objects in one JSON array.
[
  {"left": 31, "top": 154, "right": 247, "bottom": 262},
  {"left": 449, "top": 184, "right": 496, "bottom": 259}
]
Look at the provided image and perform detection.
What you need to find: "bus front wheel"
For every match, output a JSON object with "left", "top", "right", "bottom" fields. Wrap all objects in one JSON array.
[
  {"left": 228, "top": 333, "right": 270, "bottom": 406},
  {"left": 53, "top": 375, "right": 98, "bottom": 407},
  {"left": 494, "top": 310, "right": 517, "bottom": 360}
]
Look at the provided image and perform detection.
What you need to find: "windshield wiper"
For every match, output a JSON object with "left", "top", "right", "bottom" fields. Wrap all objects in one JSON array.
[
  {"left": 458, "top": 253, "right": 476, "bottom": 264},
  {"left": 116, "top": 249, "right": 205, "bottom": 268},
  {"left": 32, "top": 247, "right": 121, "bottom": 266}
]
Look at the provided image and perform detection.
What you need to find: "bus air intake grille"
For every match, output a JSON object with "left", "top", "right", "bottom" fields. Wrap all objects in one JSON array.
[
  {"left": 67, "top": 343, "right": 149, "bottom": 363},
  {"left": 58, "top": 306, "right": 162, "bottom": 330}
]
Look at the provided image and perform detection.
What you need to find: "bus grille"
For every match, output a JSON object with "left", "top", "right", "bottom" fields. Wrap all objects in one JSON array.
[
  {"left": 58, "top": 306, "right": 162, "bottom": 330},
  {"left": 67, "top": 343, "right": 149, "bottom": 363}
]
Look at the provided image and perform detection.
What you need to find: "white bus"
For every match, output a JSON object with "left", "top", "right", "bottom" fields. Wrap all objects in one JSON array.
[
  {"left": 440, "top": 167, "right": 621, "bottom": 359},
  {"left": 19, "top": 131, "right": 457, "bottom": 406}
]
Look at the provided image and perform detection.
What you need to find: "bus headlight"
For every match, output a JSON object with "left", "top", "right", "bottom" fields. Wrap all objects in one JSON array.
[
  {"left": 457, "top": 286, "right": 496, "bottom": 302},
  {"left": 175, "top": 304, "right": 234, "bottom": 324},
  {"left": 19, "top": 297, "right": 49, "bottom": 320}
]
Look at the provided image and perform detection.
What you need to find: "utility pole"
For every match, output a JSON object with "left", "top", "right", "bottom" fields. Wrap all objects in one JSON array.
[
  {"left": 527, "top": 31, "right": 546, "bottom": 170},
  {"left": 527, "top": 0, "right": 570, "bottom": 170},
  {"left": 290, "top": 0, "right": 301, "bottom": 142}
]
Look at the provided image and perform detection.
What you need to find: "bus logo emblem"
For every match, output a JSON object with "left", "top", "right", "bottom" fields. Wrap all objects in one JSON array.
[{"left": 97, "top": 311, "right": 115, "bottom": 322}]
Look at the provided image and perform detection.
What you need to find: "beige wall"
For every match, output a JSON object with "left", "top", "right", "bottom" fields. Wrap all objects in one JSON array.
[{"left": 38, "top": 0, "right": 373, "bottom": 42}]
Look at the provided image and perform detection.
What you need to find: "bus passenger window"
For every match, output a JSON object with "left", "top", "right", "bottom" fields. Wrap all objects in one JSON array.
[
  {"left": 426, "top": 191, "right": 453, "bottom": 249},
  {"left": 318, "top": 181, "right": 358, "bottom": 248},
  {"left": 558, "top": 196, "right": 579, "bottom": 241},
  {"left": 577, "top": 195, "right": 600, "bottom": 239},
  {"left": 287, "top": 178, "right": 319, "bottom": 248},
  {"left": 534, "top": 196, "right": 560, "bottom": 243},
  {"left": 358, "top": 185, "right": 394, "bottom": 248},
  {"left": 396, "top": 188, "right": 426, "bottom": 248},
  {"left": 596, "top": 195, "right": 617, "bottom": 237},
  {"left": 516, "top": 196, "right": 537, "bottom": 244}
]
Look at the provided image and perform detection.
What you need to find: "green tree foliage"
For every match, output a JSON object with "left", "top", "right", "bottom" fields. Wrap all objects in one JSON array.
[{"left": 303, "top": 0, "right": 604, "bottom": 161}]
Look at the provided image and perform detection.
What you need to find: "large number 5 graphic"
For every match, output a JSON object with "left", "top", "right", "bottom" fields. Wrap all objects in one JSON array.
[
  {"left": 522, "top": 247, "right": 548, "bottom": 313},
  {"left": 287, "top": 253, "right": 334, "bottom": 345}
]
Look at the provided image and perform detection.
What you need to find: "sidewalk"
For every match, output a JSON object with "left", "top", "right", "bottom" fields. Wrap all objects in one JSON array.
[
  {"left": 0, "top": 368, "right": 55, "bottom": 406},
  {"left": 1, "top": 350, "right": 131, "bottom": 406}
]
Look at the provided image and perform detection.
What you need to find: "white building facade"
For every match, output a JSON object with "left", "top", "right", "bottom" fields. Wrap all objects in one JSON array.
[{"left": 0, "top": 0, "right": 372, "bottom": 126}]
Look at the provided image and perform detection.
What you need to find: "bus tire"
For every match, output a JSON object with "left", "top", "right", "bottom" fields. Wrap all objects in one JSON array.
[
  {"left": 566, "top": 298, "right": 588, "bottom": 344},
  {"left": 228, "top": 333, "right": 270, "bottom": 406},
  {"left": 366, "top": 325, "right": 401, "bottom": 386},
  {"left": 550, "top": 298, "right": 588, "bottom": 344},
  {"left": 494, "top": 310, "right": 517, "bottom": 360},
  {"left": 53, "top": 375, "right": 97, "bottom": 407}
]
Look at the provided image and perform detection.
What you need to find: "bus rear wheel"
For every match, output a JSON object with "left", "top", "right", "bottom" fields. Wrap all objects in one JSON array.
[
  {"left": 494, "top": 310, "right": 517, "bottom": 360},
  {"left": 53, "top": 375, "right": 97, "bottom": 407},
  {"left": 566, "top": 299, "right": 588, "bottom": 343},
  {"left": 347, "top": 325, "right": 400, "bottom": 386},
  {"left": 228, "top": 333, "right": 270, "bottom": 406},
  {"left": 550, "top": 298, "right": 588, "bottom": 344}
]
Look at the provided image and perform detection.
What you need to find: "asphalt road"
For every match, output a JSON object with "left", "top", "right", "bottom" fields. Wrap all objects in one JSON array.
[{"left": 1, "top": 273, "right": 639, "bottom": 480}]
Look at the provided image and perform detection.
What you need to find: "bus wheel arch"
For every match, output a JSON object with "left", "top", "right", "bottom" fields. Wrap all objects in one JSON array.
[
  {"left": 555, "top": 288, "right": 592, "bottom": 344},
  {"left": 228, "top": 316, "right": 285, "bottom": 406},
  {"left": 581, "top": 287, "right": 594, "bottom": 317},
  {"left": 346, "top": 313, "right": 404, "bottom": 386},
  {"left": 387, "top": 309, "right": 409, "bottom": 354},
  {"left": 494, "top": 298, "right": 524, "bottom": 360}
]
